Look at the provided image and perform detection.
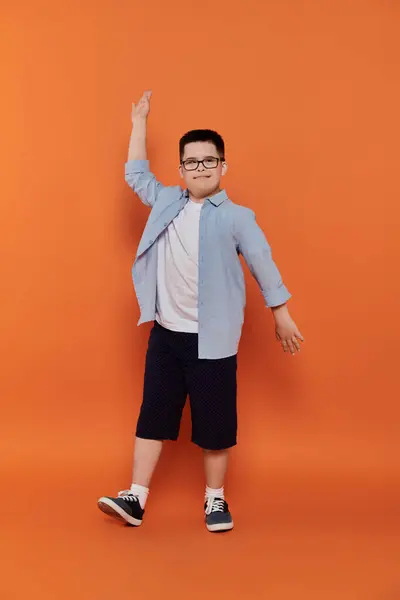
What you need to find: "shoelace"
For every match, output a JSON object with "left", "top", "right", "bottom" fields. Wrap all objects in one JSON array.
[
  {"left": 118, "top": 490, "right": 139, "bottom": 502},
  {"left": 205, "top": 496, "right": 225, "bottom": 515}
]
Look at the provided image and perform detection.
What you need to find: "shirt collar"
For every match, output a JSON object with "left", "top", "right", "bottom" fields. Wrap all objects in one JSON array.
[{"left": 183, "top": 189, "right": 227, "bottom": 207}]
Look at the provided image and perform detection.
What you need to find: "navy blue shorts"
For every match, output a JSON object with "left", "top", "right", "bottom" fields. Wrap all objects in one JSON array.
[{"left": 136, "top": 321, "right": 237, "bottom": 450}]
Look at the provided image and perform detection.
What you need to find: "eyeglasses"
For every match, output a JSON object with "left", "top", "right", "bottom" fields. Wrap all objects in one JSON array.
[{"left": 181, "top": 157, "right": 224, "bottom": 171}]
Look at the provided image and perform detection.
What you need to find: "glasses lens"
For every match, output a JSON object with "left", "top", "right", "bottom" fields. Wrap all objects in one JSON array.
[
  {"left": 204, "top": 157, "right": 219, "bottom": 168},
  {"left": 183, "top": 160, "right": 198, "bottom": 171}
]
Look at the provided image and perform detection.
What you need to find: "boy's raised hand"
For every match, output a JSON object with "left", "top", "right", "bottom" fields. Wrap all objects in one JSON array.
[{"left": 132, "top": 90, "right": 152, "bottom": 120}]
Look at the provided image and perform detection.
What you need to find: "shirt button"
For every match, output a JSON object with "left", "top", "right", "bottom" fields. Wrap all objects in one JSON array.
[
  {"left": 164, "top": 222, "right": 168, "bottom": 227},
  {"left": 149, "top": 239, "right": 154, "bottom": 244}
]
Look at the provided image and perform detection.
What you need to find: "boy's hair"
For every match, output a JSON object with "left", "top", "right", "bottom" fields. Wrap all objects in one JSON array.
[{"left": 179, "top": 129, "right": 225, "bottom": 162}]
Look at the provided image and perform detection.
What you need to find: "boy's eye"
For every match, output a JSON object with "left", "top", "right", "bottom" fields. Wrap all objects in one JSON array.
[{"left": 203, "top": 157, "right": 218, "bottom": 168}]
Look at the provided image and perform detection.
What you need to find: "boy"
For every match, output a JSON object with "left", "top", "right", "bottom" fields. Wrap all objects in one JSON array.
[{"left": 98, "top": 90, "right": 304, "bottom": 532}]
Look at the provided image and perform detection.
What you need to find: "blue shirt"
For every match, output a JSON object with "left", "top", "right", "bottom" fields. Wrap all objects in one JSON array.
[{"left": 126, "top": 159, "right": 291, "bottom": 359}]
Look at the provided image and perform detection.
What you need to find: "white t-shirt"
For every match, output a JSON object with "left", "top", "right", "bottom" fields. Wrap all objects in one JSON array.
[{"left": 156, "top": 199, "right": 202, "bottom": 333}]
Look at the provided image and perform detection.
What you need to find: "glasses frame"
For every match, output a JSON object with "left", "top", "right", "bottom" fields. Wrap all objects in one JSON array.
[{"left": 181, "top": 157, "right": 225, "bottom": 171}]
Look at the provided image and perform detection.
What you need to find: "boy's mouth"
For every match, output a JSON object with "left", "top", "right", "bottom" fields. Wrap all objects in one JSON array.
[{"left": 194, "top": 174, "right": 211, "bottom": 179}]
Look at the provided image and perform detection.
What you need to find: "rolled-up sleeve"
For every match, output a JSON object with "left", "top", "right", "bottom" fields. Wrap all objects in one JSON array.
[
  {"left": 235, "top": 209, "right": 291, "bottom": 308},
  {"left": 125, "top": 160, "right": 164, "bottom": 207}
]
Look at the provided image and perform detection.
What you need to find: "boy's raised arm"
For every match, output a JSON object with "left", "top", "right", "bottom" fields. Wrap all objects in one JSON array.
[
  {"left": 128, "top": 90, "right": 151, "bottom": 161},
  {"left": 125, "top": 90, "right": 165, "bottom": 207}
]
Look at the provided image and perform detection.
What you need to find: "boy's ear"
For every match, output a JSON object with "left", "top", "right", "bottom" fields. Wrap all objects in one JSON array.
[
  {"left": 221, "top": 161, "right": 228, "bottom": 176},
  {"left": 179, "top": 164, "right": 184, "bottom": 178}
]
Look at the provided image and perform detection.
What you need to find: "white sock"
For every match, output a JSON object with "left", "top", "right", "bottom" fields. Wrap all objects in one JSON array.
[
  {"left": 205, "top": 485, "right": 225, "bottom": 501},
  {"left": 130, "top": 483, "right": 149, "bottom": 508}
]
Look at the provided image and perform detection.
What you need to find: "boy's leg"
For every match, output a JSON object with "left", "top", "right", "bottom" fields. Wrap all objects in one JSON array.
[
  {"left": 203, "top": 448, "right": 233, "bottom": 531},
  {"left": 203, "top": 448, "right": 229, "bottom": 489},
  {"left": 125, "top": 436, "right": 163, "bottom": 509},
  {"left": 185, "top": 350, "right": 237, "bottom": 532},
  {"left": 98, "top": 322, "right": 187, "bottom": 526},
  {"left": 132, "top": 437, "right": 163, "bottom": 488}
]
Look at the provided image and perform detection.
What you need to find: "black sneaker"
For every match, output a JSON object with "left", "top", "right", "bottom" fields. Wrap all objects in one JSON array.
[
  {"left": 204, "top": 497, "right": 234, "bottom": 532},
  {"left": 98, "top": 490, "right": 144, "bottom": 526}
]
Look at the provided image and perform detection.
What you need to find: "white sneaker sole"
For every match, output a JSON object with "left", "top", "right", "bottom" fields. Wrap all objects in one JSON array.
[
  {"left": 206, "top": 520, "right": 234, "bottom": 532},
  {"left": 98, "top": 497, "right": 143, "bottom": 527}
]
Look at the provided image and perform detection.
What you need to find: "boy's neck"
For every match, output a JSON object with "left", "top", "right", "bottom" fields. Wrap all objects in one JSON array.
[{"left": 189, "top": 187, "right": 222, "bottom": 203}]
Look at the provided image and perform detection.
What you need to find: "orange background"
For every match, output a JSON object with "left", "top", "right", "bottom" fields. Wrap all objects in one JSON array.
[{"left": 1, "top": 0, "right": 400, "bottom": 598}]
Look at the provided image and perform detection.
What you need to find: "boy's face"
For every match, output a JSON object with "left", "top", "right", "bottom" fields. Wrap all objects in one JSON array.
[{"left": 179, "top": 141, "right": 227, "bottom": 199}]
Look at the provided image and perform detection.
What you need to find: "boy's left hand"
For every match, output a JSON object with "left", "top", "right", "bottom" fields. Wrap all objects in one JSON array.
[{"left": 272, "top": 305, "right": 304, "bottom": 355}]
